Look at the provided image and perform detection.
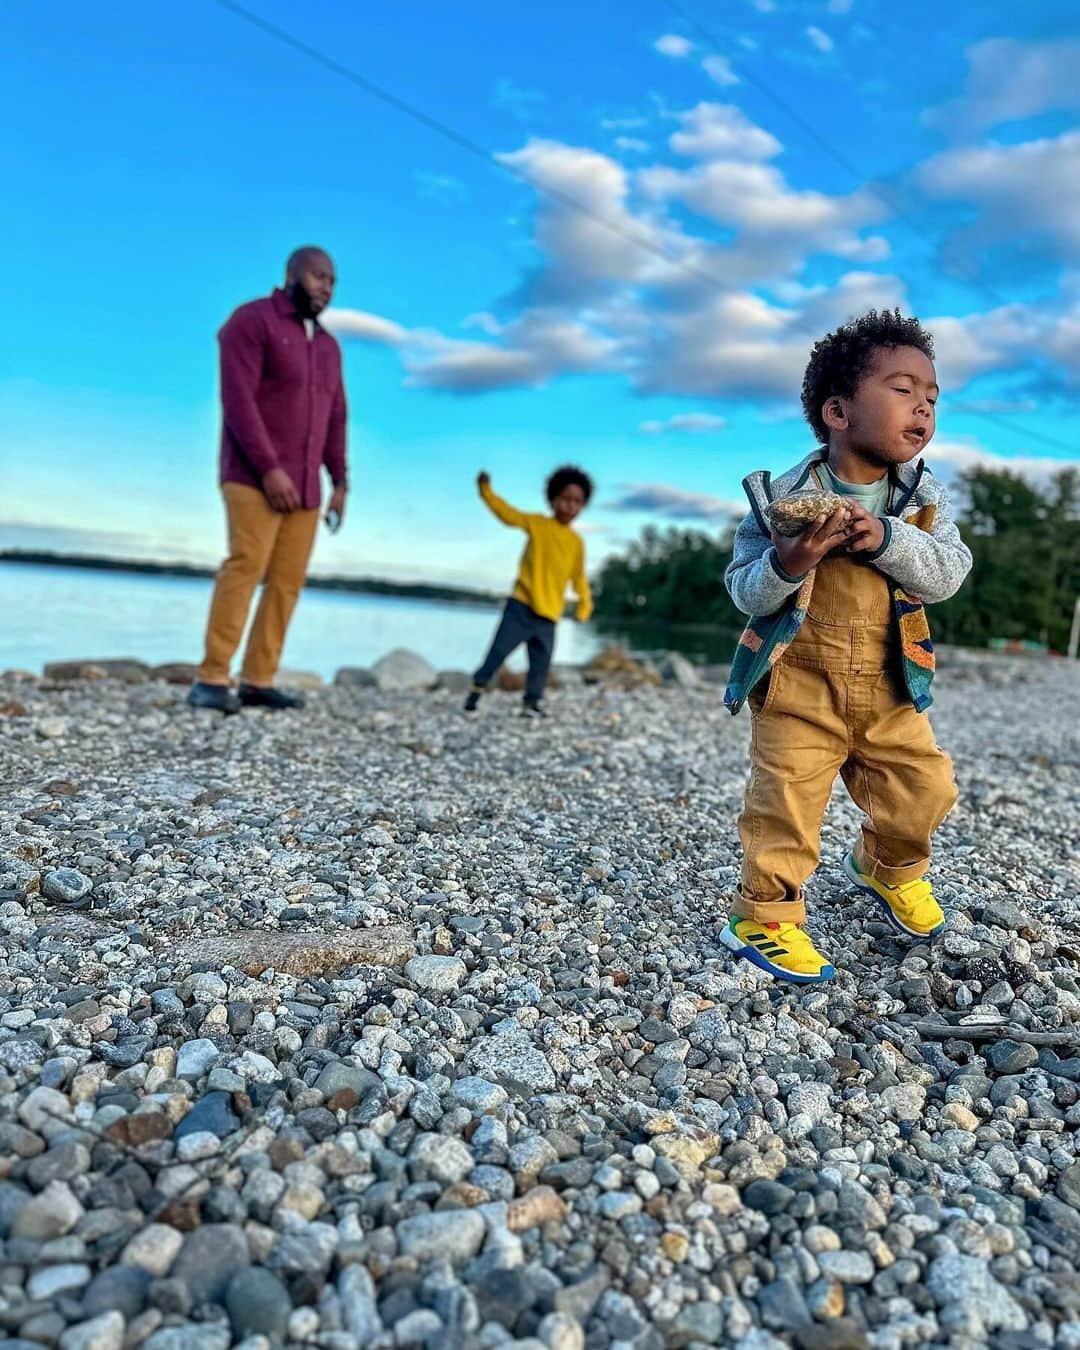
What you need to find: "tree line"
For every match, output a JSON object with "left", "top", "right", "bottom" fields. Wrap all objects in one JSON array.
[{"left": 593, "top": 466, "right": 1080, "bottom": 654}]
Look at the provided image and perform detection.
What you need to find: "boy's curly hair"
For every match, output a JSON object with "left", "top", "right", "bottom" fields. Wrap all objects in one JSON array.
[
  {"left": 801, "top": 309, "right": 935, "bottom": 443},
  {"left": 546, "top": 464, "right": 593, "bottom": 504}
]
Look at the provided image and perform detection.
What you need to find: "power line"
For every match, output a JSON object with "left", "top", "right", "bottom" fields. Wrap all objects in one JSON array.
[
  {"left": 679, "top": 0, "right": 1079, "bottom": 456},
  {"left": 212, "top": 0, "right": 1075, "bottom": 455},
  {"left": 211, "top": 0, "right": 740, "bottom": 296},
  {"left": 662, "top": 0, "right": 1018, "bottom": 309},
  {"left": 661, "top": 0, "right": 1078, "bottom": 455}
]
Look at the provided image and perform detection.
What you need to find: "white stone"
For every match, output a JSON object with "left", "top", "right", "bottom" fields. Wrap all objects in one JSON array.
[
  {"left": 27, "top": 1262, "right": 92, "bottom": 1299},
  {"left": 786, "top": 1081, "right": 832, "bottom": 1124},
  {"left": 371, "top": 648, "right": 437, "bottom": 692},
  {"left": 59, "top": 1311, "right": 125, "bottom": 1350},
  {"left": 12, "top": 1179, "right": 84, "bottom": 1239},
  {"left": 175, "top": 1038, "right": 220, "bottom": 1079},
  {"left": 232, "top": 1051, "right": 280, "bottom": 1083},
  {"left": 175, "top": 1130, "right": 222, "bottom": 1162},
  {"left": 405, "top": 954, "right": 467, "bottom": 993},
  {"left": 17, "top": 1084, "right": 73, "bottom": 1131},
  {"left": 120, "top": 1223, "right": 184, "bottom": 1276}
]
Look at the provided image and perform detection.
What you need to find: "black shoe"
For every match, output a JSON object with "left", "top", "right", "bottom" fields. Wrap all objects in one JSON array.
[
  {"left": 238, "top": 684, "right": 306, "bottom": 711},
  {"left": 464, "top": 689, "right": 482, "bottom": 714},
  {"left": 187, "top": 682, "right": 241, "bottom": 714},
  {"left": 521, "top": 698, "right": 546, "bottom": 719}
]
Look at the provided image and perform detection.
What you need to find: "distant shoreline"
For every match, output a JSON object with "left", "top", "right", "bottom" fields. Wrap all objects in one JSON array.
[{"left": 0, "top": 548, "right": 503, "bottom": 609}]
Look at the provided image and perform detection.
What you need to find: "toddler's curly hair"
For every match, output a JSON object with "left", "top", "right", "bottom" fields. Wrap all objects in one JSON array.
[{"left": 802, "top": 309, "right": 934, "bottom": 443}]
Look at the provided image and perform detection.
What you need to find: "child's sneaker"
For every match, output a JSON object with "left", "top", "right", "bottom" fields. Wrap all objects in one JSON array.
[
  {"left": 521, "top": 699, "right": 547, "bottom": 719},
  {"left": 463, "top": 687, "right": 483, "bottom": 714},
  {"left": 720, "top": 917, "right": 835, "bottom": 984},
  {"left": 842, "top": 852, "right": 944, "bottom": 937}
]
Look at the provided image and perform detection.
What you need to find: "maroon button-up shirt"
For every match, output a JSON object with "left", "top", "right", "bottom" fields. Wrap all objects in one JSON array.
[{"left": 218, "top": 288, "right": 348, "bottom": 510}]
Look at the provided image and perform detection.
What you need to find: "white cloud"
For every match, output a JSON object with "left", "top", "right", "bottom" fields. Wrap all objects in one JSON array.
[
  {"left": 414, "top": 171, "right": 466, "bottom": 202},
  {"left": 918, "top": 131, "right": 1080, "bottom": 262},
  {"left": 615, "top": 137, "right": 650, "bottom": 153},
  {"left": 405, "top": 342, "right": 537, "bottom": 392},
  {"left": 929, "top": 38, "right": 1080, "bottom": 136},
  {"left": 1043, "top": 303, "right": 1080, "bottom": 377},
  {"left": 702, "top": 54, "right": 740, "bottom": 87},
  {"left": 806, "top": 27, "right": 834, "bottom": 54},
  {"left": 639, "top": 412, "right": 728, "bottom": 433},
  {"left": 329, "top": 102, "right": 1078, "bottom": 414},
  {"left": 827, "top": 0, "right": 854, "bottom": 12},
  {"left": 607, "top": 483, "right": 742, "bottom": 519},
  {"left": 462, "top": 312, "right": 504, "bottom": 335},
  {"left": 792, "top": 270, "right": 907, "bottom": 329},
  {"left": 928, "top": 437, "right": 1079, "bottom": 487},
  {"left": 497, "top": 139, "right": 672, "bottom": 300},
  {"left": 601, "top": 116, "right": 649, "bottom": 130},
  {"left": 639, "top": 290, "right": 808, "bottom": 398},
  {"left": 404, "top": 311, "right": 620, "bottom": 394},
  {"left": 928, "top": 300, "right": 1080, "bottom": 388},
  {"left": 669, "top": 102, "right": 781, "bottom": 161},
  {"left": 654, "top": 34, "right": 694, "bottom": 58},
  {"left": 640, "top": 157, "right": 882, "bottom": 244},
  {"left": 928, "top": 307, "right": 1042, "bottom": 386},
  {"left": 321, "top": 309, "right": 407, "bottom": 345},
  {"left": 493, "top": 78, "right": 545, "bottom": 120}
]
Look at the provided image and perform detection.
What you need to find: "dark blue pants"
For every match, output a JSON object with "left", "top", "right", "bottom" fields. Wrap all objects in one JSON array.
[{"left": 473, "top": 598, "right": 555, "bottom": 703}]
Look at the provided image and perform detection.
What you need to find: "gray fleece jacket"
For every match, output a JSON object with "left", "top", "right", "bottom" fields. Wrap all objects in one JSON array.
[{"left": 725, "top": 450, "right": 973, "bottom": 618}]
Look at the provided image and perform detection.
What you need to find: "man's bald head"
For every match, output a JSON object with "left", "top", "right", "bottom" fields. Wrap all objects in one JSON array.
[
  {"left": 286, "top": 246, "right": 332, "bottom": 281},
  {"left": 283, "top": 247, "right": 335, "bottom": 317}
]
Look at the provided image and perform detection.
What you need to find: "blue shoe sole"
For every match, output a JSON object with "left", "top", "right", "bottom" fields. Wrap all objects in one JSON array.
[
  {"left": 719, "top": 927, "right": 835, "bottom": 984},
  {"left": 842, "top": 854, "right": 944, "bottom": 939}
]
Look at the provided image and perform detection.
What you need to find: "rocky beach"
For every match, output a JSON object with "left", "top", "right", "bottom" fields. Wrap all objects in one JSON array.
[{"left": 1, "top": 650, "right": 1078, "bottom": 1350}]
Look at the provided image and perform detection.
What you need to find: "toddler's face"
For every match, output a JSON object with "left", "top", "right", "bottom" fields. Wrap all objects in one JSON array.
[{"left": 845, "top": 345, "right": 938, "bottom": 467}]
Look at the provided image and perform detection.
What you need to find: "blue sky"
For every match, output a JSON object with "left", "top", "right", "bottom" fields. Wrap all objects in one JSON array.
[{"left": 2, "top": 0, "right": 1077, "bottom": 587}]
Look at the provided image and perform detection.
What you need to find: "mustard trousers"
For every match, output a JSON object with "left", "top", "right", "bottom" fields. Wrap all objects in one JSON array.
[
  {"left": 197, "top": 483, "right": 319, "bottom": 688},
  {"left": 734, "top": 552, "right": 958, "bottom": 926}
]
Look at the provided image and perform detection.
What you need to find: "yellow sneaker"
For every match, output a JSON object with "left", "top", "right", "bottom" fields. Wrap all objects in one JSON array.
[
  {"left": 720, "top": 917, "right": 835, "bottom": 984},
  {"left": 843, "top": 852, "right": 945, "bottom": 938}
]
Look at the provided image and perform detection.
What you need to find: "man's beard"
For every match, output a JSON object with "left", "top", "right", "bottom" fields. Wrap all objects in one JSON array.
[{"left": 287, "top": 280, "right": 320, "bottom": 319}]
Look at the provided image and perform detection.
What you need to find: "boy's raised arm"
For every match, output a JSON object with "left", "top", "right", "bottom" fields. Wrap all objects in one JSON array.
[
  {"left": 477, "top": 472, "right": 529, "bottom": 529},
  {"left": 865, "top": 481, "right": 972, "bottom": 603}
]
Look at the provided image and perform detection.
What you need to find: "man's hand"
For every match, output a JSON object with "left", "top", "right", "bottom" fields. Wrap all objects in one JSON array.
[
  {"left": 477, "top": 470, "right": 491, "bottom": 491},
  {"left": 843, "top": 502, "right": 886, "bottom": 554},
  {"left": 771, "top": 504, "right": 852, "bottom": 579},
  {"left": 263, "top": 467, "right": 301, "bottom": 513},
  {"left": 326, "top": 483, "right": 347, "bottom": 529}
]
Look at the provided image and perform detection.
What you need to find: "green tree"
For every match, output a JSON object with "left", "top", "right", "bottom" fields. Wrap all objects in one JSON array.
[
  {"left": 937, "top": 466, "right": 1080, "bottom": 652},
  {"left": 593, "top": 524, "right": 742, "bottom": 628}
]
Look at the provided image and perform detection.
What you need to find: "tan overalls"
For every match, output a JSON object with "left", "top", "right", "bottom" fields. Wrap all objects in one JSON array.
[{"left": 734, "top": 542, "right": 958, "bottom": 926}]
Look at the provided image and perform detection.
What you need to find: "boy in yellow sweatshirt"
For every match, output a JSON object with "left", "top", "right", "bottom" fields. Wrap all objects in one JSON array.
[{"left": 465, "top": 465, "right": 594, "bottom": 718}]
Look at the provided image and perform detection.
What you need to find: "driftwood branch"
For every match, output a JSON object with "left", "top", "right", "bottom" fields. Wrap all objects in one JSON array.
[{"left": 900, "top": 1018, "right": 1080, "bottom": 1048}]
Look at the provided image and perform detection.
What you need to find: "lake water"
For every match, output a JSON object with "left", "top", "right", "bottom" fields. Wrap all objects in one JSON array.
[
  {"left": 0, "top": 562, "right": 617, "bottom": 678},
  {"left": 1, "top": 563, "right": 742, "bottom": 677}
]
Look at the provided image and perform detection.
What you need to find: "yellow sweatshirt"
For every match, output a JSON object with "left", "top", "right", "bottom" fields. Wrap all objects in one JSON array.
[{"left": 480, "top": 480, "right": 593, "bottom": 623}]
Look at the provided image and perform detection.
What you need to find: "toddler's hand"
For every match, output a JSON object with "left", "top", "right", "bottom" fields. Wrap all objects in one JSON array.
[
  {"left": 844, "top": 502, "right": 886, "bottom": 554},
  {"left": 771, "top": 504, "right": 851, "bottom": 578}
]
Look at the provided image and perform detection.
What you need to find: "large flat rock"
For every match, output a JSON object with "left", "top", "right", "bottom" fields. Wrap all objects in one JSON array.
[
  {"left": 43, "top": 658, "right": 151, "bottom": 683},
  {"left": 171, "top": 925, "right": 415, "bottom": 977}
]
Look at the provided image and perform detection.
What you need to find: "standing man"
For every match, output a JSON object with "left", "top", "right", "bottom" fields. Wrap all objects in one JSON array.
[{"left": 188, "top": 246, "right": 348, "bottom": 713}]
